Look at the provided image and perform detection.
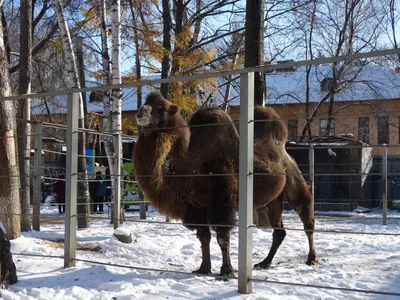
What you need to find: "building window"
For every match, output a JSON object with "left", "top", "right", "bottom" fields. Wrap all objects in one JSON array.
[
  {"left": 358, "top": 117, "right": 369, "bottom": 143},
  {"left": 377, "top": 116, "right": 389, "bottom": 144},
  {"left": 287, "top": 119, "right": 298, "bottom": 141},
  {"left": 320, "top": 77, "right": 336, "bottom": 92},
  {"left": 319, "top": 118, "right": 335, "bottom": 136}
]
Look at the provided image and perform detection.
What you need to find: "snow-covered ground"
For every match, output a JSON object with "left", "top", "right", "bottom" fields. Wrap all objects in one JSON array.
[{"left": 2, "top": 206, "right": 400, "bottom": 300}]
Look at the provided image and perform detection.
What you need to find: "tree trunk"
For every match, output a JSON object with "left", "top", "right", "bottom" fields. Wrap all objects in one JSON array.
[
  {"left": 51, "top": 0, "right": 90, "bottom": 228},
  {"left": 161, "top": 0, "right": 172, "bottom": 99},
  {"left": 389, "top": 0, "right": 400, "bottom": 62},
  {"left": 99, "top": 0, "right": 116, "bottom": 222},
  {"left": 0, "top": 6, "right": 21, "bottom": 240},
  {"left": 223, "top": 33, "right": 244, "bottom": 109},
  {"left": 171, "top": 0, "right": 184, "bottom": 76},
  {"left": 75, "top": 37, "right": 87, "bottom": 127},
  {"left": 111, "top": 0, "right": 123, "bottom": 224},
  {"left": 244, "top": 0, "right": 265, "bottom": 106},
  {"left": 18, "top": 0, "right": 33, "bottom": 232},
  {"left": 128, "top": 0, "right": 146, "bottom": 219}
]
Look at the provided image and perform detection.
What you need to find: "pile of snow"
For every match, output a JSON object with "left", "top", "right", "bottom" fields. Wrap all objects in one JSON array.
[
  {"left": 2, "top": 206, "right": 400, "bottom": 299},
  {"left": 113, "top": 227, "right": 131, "bottom": 237}
]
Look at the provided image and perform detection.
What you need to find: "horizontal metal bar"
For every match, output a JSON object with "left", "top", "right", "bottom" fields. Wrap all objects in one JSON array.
[{"left": 2, "top": 48, "right": 400, "bottom": 101}]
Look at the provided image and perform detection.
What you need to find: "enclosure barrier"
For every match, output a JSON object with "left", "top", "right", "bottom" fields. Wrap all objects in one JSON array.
[
  {"left": 238, "top": 72, "right": 254, "bottom": 293},
  {"left": 1, "top": 47, "right": 400, "bottom": 296}
]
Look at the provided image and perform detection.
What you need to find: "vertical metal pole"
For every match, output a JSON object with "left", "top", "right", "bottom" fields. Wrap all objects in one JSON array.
[
  {"left": 32, "top": 122, "right": 42, "bottom": 231},
  {"left": 138, "top": 128, "right": 146, "bottom": 220},
  {"left": 238, "top": 72, "right": 254, "bottom": 294},
  {"left": 309, "top": 146, "right": 315, "bottom": 214},
  {"left": 382, "top": 144, "right": 388, "bottom": 225},
  {"left": 64, "top": 93, "right": 79, "bottom": 268},
  {"left": 113, "top": 133, "right": 122, "bottom": 229},
  {"left": 139, "top": 191, "right": 146, "bottom": 220}
]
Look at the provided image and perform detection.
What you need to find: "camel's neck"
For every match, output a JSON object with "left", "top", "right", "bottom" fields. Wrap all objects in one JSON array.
[{"left": 133, "top": 118, "right": 191, "bottom": 219}]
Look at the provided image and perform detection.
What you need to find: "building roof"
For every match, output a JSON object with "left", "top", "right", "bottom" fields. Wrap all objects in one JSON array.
[
  {"left": 263, "top": 63, "right": 400, "bottom": 105},
  {"left": 217, "top": 63, "right": 400, "bottom": 107},
  {"left": 32, "top": 63, "right": 400, "bottom": 115}
]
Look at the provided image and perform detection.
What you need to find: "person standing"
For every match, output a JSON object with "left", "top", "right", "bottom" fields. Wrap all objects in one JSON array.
[
  {"left": 54, "top": 174, "right": 66, "bottom": 214},
  {"left": 90, "top": 171, "right": 107, "bottom": 214}
]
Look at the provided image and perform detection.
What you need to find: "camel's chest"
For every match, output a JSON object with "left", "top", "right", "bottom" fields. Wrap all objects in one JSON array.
[{"left": 163, "top": 154, "right": 176, "bottom": 175}]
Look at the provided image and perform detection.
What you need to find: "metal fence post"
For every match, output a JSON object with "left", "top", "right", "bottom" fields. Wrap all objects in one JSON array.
[
  {"left": 138, "top": 128, "right": 146, "bottom": 220},
  {"left": 64, "top": 93, "right": 79, "bottom": 268},
  {"left": 382, "top": 144, "right": 388, "bottom": 225},
  {"left": 32, "top": 122, "right": 42, "bottom": 231},
  {"left": 238, "top": 72, "right": 254, "bottom": 294},
  {"left": 113, "top": 132, "right": 122, "bottom": 229},
  {"left": 309, "top": 146, "right": 315, "bottom": 214}
]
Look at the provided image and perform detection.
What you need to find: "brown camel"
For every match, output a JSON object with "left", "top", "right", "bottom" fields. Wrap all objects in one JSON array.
[{"left": 133, "top": 92, "right": 317, "bottom": 277}]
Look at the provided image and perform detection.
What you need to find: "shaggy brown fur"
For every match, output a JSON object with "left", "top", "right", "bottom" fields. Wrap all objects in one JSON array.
[
  {"left": 133, "top": 93, "right": 191, "bottom": 219},
  {"left": 133, "top": 92, "right": 317, "bottom": 277}
]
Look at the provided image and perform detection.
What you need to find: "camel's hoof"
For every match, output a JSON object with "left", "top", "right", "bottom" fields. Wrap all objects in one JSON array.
[
  {"left": 216, "top": 264, "right": 235, "bottom": 281},
  {"left": 254, "top": 261, "right": 271, "bottom": 270},
  {"left": 192, "top": 268, "right": 211, "bottom": 275},
  {"left": 305, "top": 258, "right": 318, "bottom": 266}
]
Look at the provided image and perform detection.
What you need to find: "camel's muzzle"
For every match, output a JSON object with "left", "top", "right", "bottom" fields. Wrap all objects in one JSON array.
[{"left": 136, "top": 105, "right": 152, "bottom": 126}]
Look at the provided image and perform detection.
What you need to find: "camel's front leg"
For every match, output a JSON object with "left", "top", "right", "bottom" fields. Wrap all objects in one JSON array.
[
  {"left": 193, "top": 226, "right": 212, "bottom": 275},
  {"left": 216, "top": 228, "right": 235, "bottom": 277}
]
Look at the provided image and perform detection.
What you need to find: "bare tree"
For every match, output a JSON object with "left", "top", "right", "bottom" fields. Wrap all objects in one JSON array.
[
  {"left": 244, "top": 0, "right": 265, "bottom": 106},
  {"left": 300, "top": 0, "right": 387, "bottom": 138},
  {"left": 18, "top": 0, "right": 32, "bottom": 231},
  {"left": 389, "top": 0, "right": 400, "bottom": 63},
  {"left": 111, "top": 0, "right": 123, "bottom": 224},
  {"left": 127, "top": 0, "right": 146, "bottom": 219},
  {"left": 0, "top": 1, "right": 21, "bottom": 239},
  {"left": 160, "top": 0, "right": 172, "bottom": 99},
  {"left": 51, "top": 0, "right": 90, "bottom": 228}
]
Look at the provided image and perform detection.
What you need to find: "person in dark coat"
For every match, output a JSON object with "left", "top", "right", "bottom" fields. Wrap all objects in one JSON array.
[
  {"left": 54, "top": 174, "right": 66, "bottom": 214},
  {"left": 90, "top": 171, "right": 107, "bottom": 214}
]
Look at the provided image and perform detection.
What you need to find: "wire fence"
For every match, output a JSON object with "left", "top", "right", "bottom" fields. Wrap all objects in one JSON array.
[{"left": 2, "top": 48, "right": 400, "bottom": 297}]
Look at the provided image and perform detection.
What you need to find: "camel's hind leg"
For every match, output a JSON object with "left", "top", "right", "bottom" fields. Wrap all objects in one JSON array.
[
  {"left": 216, "top": 227, "right": 234, "bottom": 277},
  {"left": 193, "top": 226, "right": 212, "bottom": 274},
  {"left": 254, "top": 195, "right": 286, "bottom": 269},
  {"left": 296, "top": 203, "right": 318, "bottom": 265},
  {"left": 284, "top": 153, "right": 318, "bottom": 266}
]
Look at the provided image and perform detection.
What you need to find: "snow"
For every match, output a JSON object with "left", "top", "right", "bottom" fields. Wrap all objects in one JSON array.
[
  {"left": 224, "top": 63, "right": 400, "bottom": 107},
  {"left": 113, "top": 227, "right": 131, "bottom": 236},
  {"left": 265, "top": 64, "right": 400, "bottom": 105},
  {"left": 2, "top": 206, "right": 400, "bottom": 299}
]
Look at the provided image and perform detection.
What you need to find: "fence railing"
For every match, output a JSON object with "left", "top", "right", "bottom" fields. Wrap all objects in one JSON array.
[{"left": 2, "top": 47, "right": 400, "bottom": 296}]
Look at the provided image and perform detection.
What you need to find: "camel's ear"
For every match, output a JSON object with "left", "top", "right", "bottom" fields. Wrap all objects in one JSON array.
[{"left": 169, "top": 105, "right": 179, "bottom": 116}]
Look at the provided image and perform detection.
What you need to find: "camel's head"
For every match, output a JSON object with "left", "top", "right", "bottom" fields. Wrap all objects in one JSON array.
[{"left": 136, "top": 92, "right": 180, "bottom": 128}]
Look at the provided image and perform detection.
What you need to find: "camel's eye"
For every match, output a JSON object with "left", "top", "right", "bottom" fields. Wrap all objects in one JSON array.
[{"left": 158, "top": 108, "right": 165, "bottom": 116}]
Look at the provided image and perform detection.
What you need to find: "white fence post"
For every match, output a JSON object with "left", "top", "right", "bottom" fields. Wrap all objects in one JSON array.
[
  {"left": 64, "top": 93, "right": 79, "bottom": 268},
  {"left": 32, "top": 122, "right": 42, "bottom": 231},
  {"left": 382, "top": 144, "right": 388, "bottom": 225},
  {"left": 309, "top": 146, "right": 315, "bottom": 214},
  {"left": 238, "top": 72, "right": 254, "bottom": 294},
  {"left": 113, "top": 132, "right": 122, "bottom": 229}
]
